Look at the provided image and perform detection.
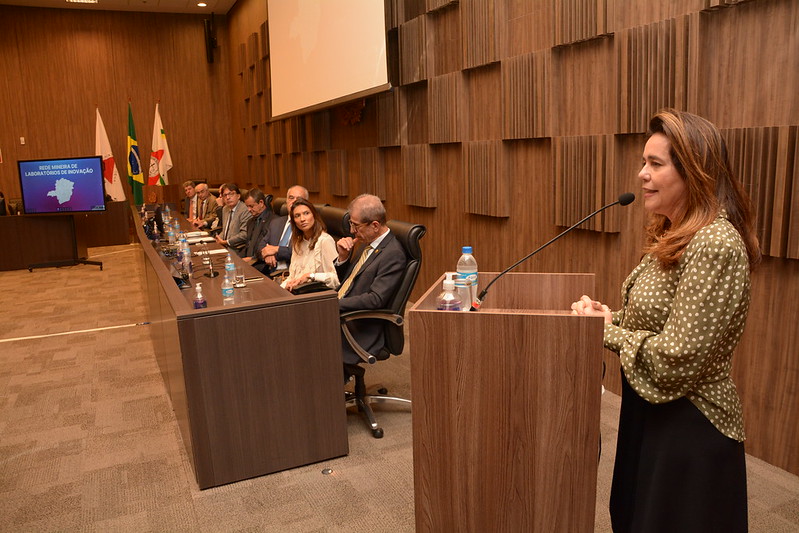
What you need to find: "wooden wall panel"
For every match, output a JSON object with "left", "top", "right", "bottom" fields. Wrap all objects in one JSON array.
[
  {"left": 461, "top": 0, "right": 496, "bottom": 70},
  {"left": 616, "top": 16, "right": 694, "bottom": 134},
  {"left": 377, "top": 91, "right": 402, "bottom": 147},
  {"left": 300, "top": 152, "right": 321, "bottom": 193},
  {"left": 0, "top": 7, "right": 234, "bottom": 198},
  {"left": 428, "top": 72, "right": 463, "bottom": 144},
  {"left": 401, "top": 83, "right": 429, "bottom": 145},
  {"left": 426, "top": 3, "right": 462, "bottom": 77},
  {"left": 554, "top": 0, "right": 608, "bottom": 46},
  {"left": 553, "top": 136, "right": 621, "bottom": 232},
  {"left": 327, "top": 149, "right": 348, "bottom": 197},
  {"left": 502, "top": 50, "right": 551, "bottom": 140},
  {"left": 697, "top": 0, "right": 799, "bottom": 128},
  {"left": 402, "top": 144, "right": 436, "bottom": 207},
  {"left": 605, "top": 0, "right": 706, "bottom": 33},
  {"left": 304, "top": 112, "right": 331, "bottom": 152},
  {"left": 550, "top": 36, "right": 616, "bottom": 136},
  {"left": 463, "top": 63, "right": 502, "bottom": 141},
  {"left": 723, "top": 126, "right": 799, "bottom": 258},
  {"left": 222, "top": 0, "right": 799, "bottom": 476},
  {"left": 399, "top": 16, "right": 428, "bottom": 85},
  {"left": 359, "top": 148, "right": 387, "bottom": 200},
  {"left": 497, "top": 0, "right": 553, "bottom": 57},
  {"left": 464, "top": 141, "right": 509, "bottom": 217}
]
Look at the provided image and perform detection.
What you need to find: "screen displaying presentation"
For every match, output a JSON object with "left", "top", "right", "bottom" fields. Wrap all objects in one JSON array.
[
  {"left": 18, "top": 156, "right": 107, "bottom": 214},
  {"left": 267, "top": 0, "right": 390, "bottom": 119}
]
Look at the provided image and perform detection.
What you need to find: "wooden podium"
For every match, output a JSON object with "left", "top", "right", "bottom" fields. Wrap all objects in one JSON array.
[{"left": 408, "top": 272, "right": 604, "bottom": 532}]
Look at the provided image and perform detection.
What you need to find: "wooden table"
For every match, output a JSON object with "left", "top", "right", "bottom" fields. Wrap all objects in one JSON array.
[{"left": 133, "top": 208, "right": 348, "bottom": 489}]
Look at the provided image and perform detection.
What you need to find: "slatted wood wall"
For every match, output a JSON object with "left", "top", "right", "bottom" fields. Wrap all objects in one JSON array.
[
  {"left": 0, "top": 6, "right": 234, "bottom": 202},
  {"left": 226, "top": 0, "right": 799, "bottom": 475}
]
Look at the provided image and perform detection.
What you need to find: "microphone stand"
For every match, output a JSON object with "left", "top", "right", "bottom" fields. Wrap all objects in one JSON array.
[
  {"left": 202, "top": 242, "right": 219, "bottom": 278},
  {"left": 471, "top": 193, "right": 635, "bottom": 311}
]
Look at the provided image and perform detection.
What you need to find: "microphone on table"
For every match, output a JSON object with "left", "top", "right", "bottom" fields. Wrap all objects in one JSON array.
[{"left": 470, "top": 192, "right": 636, "bottom": 311}]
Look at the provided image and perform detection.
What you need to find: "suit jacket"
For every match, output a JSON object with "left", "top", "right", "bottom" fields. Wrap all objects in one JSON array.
[
  {"left": 220, "top": 201, "right": 252, "bottom": 255},
  {"left": 183, "top": 196, "right": 197, "bottom": 218},
  {"left": 258, "top": 215, "right": 293, "bottom": 272},
  {"left": 196, "top": 194, "right": 218, "bottom": 229},
  {"left": 336, "top": 231, "right": 407, "bottom": 365},
  {"left": 245, "top": 210, "right": 273, "bottom": 264}
]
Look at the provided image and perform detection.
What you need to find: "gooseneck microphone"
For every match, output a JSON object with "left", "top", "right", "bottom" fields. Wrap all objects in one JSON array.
[{"left": 470, "top": 192, "right": 635, "bottom": 311}]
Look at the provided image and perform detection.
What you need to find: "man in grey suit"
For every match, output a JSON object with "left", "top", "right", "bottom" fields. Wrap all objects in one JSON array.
[
  {"left": 214, "top": 183, "right": 252, "bottom": 256},
  {"left": 336, "top": 194, "right": 407, "bottom": 368},
  {"left": 259, "top": 184, "right": 309, "bottom": 274},
  {"left": 241, "top": 188, "right": 273, "bottom": 272}
]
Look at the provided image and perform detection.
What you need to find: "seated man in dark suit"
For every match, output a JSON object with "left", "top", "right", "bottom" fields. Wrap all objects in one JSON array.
[
  {"left": 241, "top": 188, "right": 274, "bottom": 273},
  {"left": 214, "top": 183, "right": 252, "bottom": 256},
  {"left": 259, "top": 184, "right": 309, "bottom": 275},
  {"left": 336, "top": 194, "right": 407, "bottom": 374}
]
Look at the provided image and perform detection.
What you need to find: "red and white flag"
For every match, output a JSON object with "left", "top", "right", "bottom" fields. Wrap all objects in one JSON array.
[
  {"left": 148, "top": 103, "right": 173, "bottom": 185},
  {"left": 95, "top": 108, "right": 126, "bottom": 201}
]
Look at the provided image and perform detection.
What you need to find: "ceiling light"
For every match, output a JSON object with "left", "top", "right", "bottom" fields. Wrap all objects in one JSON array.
[
  {"left": 197, "top": 2, "right": 207, "bottom": 6},
  {"left": 66, "top": 0, "right": 99, "bottom": 3}
]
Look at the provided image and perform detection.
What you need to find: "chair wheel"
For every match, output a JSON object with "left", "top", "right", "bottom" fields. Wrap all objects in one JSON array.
[
  {"left": 377, "top": 387, "right": 388, "bottom": 395},
  {"left": 372, "top": 427, "right": 384, "bottom": 438}
]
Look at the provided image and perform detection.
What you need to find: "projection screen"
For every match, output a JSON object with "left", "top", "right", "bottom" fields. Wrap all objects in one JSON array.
[{"left": 266, "top": 0, "right": 391, "bottom": 120}]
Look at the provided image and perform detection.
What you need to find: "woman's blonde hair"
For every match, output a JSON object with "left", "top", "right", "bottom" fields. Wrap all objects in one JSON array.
[{"left": 643, "top": 109, "right": 760, "bottom": 268}]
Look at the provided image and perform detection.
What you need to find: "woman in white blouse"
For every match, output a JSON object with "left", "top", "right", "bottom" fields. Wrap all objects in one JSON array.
[{"left": 281, "top": 198, "right": 340, "bottom": 292}]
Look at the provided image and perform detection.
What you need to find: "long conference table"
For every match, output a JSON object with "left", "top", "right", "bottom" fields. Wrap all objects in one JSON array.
[{"left": 133, "top": 207, "right": 348, "bottom": 489}]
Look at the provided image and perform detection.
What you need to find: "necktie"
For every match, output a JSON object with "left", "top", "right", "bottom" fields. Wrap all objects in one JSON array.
[
  {"left": 337, "top": 246, "right": 371, "bottom": 299},
  {"left": 224, "top": 208, "right": 234, "bottom": 240},
  {"left": 279, "top": 223, "right": 291, "bottom": 247},
  {"left": 195, "top": 198, "right": 200, "bottom": 219}
]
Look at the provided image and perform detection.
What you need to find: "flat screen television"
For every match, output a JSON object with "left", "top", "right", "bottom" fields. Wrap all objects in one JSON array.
[{"left": 18, "top": 156, "right": 107, "bottom": 214}]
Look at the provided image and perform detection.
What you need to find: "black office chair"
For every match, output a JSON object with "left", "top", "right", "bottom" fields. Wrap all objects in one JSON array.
[{"left": 342, "top": 219, "right": 426, "bottom": 438}]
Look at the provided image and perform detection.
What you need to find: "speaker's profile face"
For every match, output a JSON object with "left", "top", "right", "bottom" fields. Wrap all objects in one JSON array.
[{"left": 639, "top": 133, "right": 686, "bottom": 222}]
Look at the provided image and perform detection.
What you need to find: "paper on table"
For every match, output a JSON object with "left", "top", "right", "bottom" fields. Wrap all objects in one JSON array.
[{"left": 187, "top": 237, "right": 216, "bottom": 244}]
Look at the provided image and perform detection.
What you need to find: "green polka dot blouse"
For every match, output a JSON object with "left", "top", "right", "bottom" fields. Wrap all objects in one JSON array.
[{"left": 604, "top": 212, "right": 750, "bottom": 441}]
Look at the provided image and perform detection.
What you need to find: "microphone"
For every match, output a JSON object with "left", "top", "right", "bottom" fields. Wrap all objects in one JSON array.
[{"left": 470, "top": 192, "right": 635, "bottom": 311}]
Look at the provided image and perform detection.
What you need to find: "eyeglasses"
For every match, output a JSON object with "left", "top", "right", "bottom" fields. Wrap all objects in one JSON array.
[
  {"left": 349, "top": 219, "right": 372, "bottom": 229},
  {"left": 222, "top": 192, "right": 237, "bottom": 198}
]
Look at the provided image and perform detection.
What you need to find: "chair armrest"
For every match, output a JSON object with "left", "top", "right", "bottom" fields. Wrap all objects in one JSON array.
[
  {"left": 340, "top": 309, "right": 403, "bottom": 326},
  {"left": 340, "top": 310, "right": 404, "bottom": 364}
]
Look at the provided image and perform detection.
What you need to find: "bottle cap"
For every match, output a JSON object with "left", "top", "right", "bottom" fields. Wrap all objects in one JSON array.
[
  {"left": 443, "top": 272, "right": 456, "bottom": 291},
  {"left": 462, "top": 246, "right": 473, "bottom": 254}
]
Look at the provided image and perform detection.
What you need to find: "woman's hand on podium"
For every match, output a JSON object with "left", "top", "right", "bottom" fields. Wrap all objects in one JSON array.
[{"left": 571, "top": 295, "right": 612, "bottom": 324}]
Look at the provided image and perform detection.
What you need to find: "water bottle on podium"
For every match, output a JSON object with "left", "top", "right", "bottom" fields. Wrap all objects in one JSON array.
[{"left": 456, "top": 246, "right": 478, "bottom": 310}]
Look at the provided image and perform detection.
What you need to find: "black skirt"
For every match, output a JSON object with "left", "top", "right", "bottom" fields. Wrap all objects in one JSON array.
[{"left": 610, "top": 374, "right": 748, "bottom": 533}]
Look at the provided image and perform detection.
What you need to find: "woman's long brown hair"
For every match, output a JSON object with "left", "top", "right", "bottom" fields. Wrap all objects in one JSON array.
[
  {"left": 643, "top": 109, "right": 761, "bottom": 268},
  {"left": 289, "top": 198, "right": 326, "bottom": 252}
]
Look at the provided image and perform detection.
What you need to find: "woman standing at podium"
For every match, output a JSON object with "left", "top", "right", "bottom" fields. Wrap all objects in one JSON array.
[
  {"left": 571, "top": 109, "right": 760, "bottom": 533},
  {"left": 281, "top": 198, "right": 340, "bottom": 292}
]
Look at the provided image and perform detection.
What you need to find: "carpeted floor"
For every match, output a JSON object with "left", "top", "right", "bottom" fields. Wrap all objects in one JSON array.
[{"left": 0, "top": 244, "right": 797, "bottom": 532}]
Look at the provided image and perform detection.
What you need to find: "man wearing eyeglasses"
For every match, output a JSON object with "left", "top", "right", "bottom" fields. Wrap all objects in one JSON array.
[
  {"left": 336, "top": 194, "right": 407, "bottom": 368},
  {"left": 214, "top": 183, "right": 252, "bottom": 256},
  {"left": 259, "top": 184, "right": 309, "bottom": 274}
]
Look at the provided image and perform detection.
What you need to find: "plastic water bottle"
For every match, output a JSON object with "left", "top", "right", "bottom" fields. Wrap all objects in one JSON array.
[
  {"left": 224, "top": 253, "right": 236, "bottom": 277},
  {"left": 221, "top": 273, "right": 234, "bottom": 300},
  {"left": 193, "top": 283, "right": 207, "bottom": 309},
  {"left": 456, "top": 246, "right": 478, "bottom": 309},
  {"left": 436, "top": 273, "right": 462, "bottom": 311},
  {"left": 167, "top": 223, "right": 176, "bottom": 244}
]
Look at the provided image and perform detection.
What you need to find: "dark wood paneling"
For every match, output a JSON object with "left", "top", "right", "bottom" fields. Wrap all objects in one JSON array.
[
  {"left": 0, "top": 6, "right": 234, "bottom": 199},
  {"left": 223, "top": 0, "right": 799, "bottom": 476}
]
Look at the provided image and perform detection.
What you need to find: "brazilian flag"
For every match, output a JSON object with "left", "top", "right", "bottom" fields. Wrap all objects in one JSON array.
[{"left": 126, "top": 103, "right": 144, "bottom": 205}]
